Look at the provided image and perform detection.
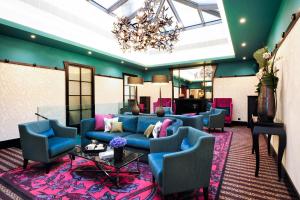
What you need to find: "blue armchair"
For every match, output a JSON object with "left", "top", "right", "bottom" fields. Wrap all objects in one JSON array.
[
  {"left": 148, "top": 127, "right": 215, "bottom": 198},
  {"left": 18, "top": 120, "right": 77, "bottom": 173},
  {"left": 200, "top": 108, "right": 226, "bottom": 132}
]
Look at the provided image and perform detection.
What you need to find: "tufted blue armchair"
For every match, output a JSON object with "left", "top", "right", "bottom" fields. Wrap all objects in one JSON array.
[
  {"left": 200, "top": 108, "right": 226, "bottom": 132},
  {"left": 148, "top": 127, "right": 215, "bottom": 199},
  {"left": 18, "top": 120, "right": 77, "bottom": 173}
]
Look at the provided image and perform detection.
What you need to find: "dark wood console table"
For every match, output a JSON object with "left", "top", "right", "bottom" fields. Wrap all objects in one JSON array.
[
  {"left": 174, "top": 98, "right": 207, "bottom": 115},
  {"left": 249, "top": 117, "right": 286, "bottom": 181}
]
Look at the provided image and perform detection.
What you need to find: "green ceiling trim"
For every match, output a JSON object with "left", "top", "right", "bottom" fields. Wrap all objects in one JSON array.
[{"left": 0, "top": 18, "right": 145, "bottom": 68}]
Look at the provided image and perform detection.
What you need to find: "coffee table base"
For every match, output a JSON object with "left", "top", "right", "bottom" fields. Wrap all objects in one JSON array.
[{"left": 68, "top": 154, "right": 140, "bottom": 187}]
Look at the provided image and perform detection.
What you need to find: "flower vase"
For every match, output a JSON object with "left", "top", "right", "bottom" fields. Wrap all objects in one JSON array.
[
  {"left": 257, "top": 82, "right": 276, "bottom": 123},
  {"left": 113, "top": 147, "right": 124, "bottom": 162}
]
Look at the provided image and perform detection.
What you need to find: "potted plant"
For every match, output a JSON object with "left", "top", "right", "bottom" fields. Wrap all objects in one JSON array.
[
  {"left": 253, "top": 47, "right": 279, "bottom": 122},
  {"left": 109, "top": 137, "right": 127, "bottom": 162}
]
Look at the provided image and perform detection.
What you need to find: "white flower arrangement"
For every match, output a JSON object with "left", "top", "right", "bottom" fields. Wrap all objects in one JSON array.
[{"left": 262, "top": 52, "right": 271, "bottom": 60}]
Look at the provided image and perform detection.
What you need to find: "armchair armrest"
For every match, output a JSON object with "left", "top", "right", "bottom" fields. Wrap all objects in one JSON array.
[
  {"left": 198, "top": 111, "right": 210, "bottom": 118},
  {"left": 209, "top": 111, "right": 225, "bottom": 127},
  {"left": 18, "top": 124, "right": 49, "bottom": 162},
  {"left": 150, "top": 127, "right": 188, "bottom": 153},
  {"left": 80, "top": 118, "right": 95, "bottom": 137},
  {"left": 50, "top": 120, "right": 77, "bottom": 138},
  {"left": 162, "top": 135, "right": 215, "bottom": 190}
]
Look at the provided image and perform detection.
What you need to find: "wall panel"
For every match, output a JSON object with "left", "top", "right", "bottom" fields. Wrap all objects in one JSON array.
[
  {"left": 0, "top": 63, "right": 65, "bottom": 141},
  {"left": 213, "top": 76, "right": 258, "bottom": 121}
]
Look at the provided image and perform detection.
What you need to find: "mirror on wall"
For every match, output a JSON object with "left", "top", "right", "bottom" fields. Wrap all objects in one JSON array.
[{"left": 172, "top": 65, "right": 216, "bottom": 101}]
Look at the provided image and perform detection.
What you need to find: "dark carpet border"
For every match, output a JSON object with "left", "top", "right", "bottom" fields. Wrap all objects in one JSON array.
[
  {"left": 214, "top": 131, "right": 234, "bottom": 200},
  {"left": 0, "top": 177, "right": 33, "bottom": 200}
]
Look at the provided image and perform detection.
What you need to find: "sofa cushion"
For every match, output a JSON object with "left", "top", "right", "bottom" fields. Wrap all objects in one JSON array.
[
  {"left": 48, "top": 137, "right": 75, "bottom": 157},
  {"left": 110, "top": 122, "right": 123, "bottom": 133},
  {"left": 137, "top": 116, "right": 162, "bottom": 133},
  {"left": 118, "top": 116, "right": 138, "bottom": 132},
  {"left": 95, "top": 114, "right": 112, "bottom": 130},
  {"left": 85, "top": 131, "right": 132, "bottom": 142},
  {"left": 160, "top": 119, "right": 172, "bottom": 137},
  {"left": 125, "top": 134, "right": 150, "bottom": 149},
  {"left": 39, "top": 128, "right": 55, "bottom": 138},
  {"left": 203, "top": 118, "right": 209, "bottom": 126},
  {"left": 148, "top": 152, "right": 169, "bottom": 185},
  {"left": 181, "top": 138, "right": 192, "bottom": 151}
]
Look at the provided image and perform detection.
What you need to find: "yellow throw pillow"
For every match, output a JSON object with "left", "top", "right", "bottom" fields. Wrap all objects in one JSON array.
[
  {"left": 144, "top": 124, "right": 155, "bottom": 138},
  {"left": 110, "top": 122, "right": 123, "bottom": 133}
]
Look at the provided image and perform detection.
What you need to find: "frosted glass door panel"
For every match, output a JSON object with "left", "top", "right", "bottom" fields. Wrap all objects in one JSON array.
[
  {"left": 82, "top": 110, "right": 92, "bottom": 119},
  {"left": 68, "top": 66, "right": 80, "bottom": 81},
  {"left": 81, "top": 96, "right": 92, "bottom": 109},
  {"left": 69, "top": 81, "right": 80, "bottom": 95},
  {"left": 69, "top": 111, "right": 80, "bottom": 125},
  {"left": 69, "top": 96, "right": 80, "bottom": 110},
  {"left": 81, "top": 68, "right": 92, "bottom": 82},
  {"left": 81, "top": 82, "right": 92, "bottom": 95}
]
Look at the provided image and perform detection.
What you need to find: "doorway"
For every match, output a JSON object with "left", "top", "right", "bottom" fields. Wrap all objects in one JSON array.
[{"left": 64, "top": 62, "right": 95, "bottom": 128}]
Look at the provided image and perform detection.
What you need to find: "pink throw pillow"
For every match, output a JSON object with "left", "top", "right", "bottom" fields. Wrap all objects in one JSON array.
[
  {"left": 95, "top": 114, "right": 112, "bottom": 130},
  {"left": 159, "top": 119, "right": 173, "bottom": 137}
]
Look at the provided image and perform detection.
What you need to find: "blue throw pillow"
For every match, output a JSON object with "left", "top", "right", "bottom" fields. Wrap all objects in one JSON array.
[
  {"left": 118, "top": 116, "right": 138, "bottom": 132},
  {"left": 217, "top": 107, "right": 230, "bottom": 115},
  {"left": 39, "top": 128, "right": 55, "bottom": 137},
  {"left": 137, "top": 116, "right": 161, "bottom": 133},
  {"left": 181, "top": 138, "right": 191, "bottom": 151}
]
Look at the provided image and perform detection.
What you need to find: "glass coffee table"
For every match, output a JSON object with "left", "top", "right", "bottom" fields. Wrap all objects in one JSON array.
[{"left": 68, "top": 145, "right": 144, "bottom": 187}]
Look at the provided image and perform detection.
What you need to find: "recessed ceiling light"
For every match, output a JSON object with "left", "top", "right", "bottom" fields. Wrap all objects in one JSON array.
[
  {"left": 88, "top": 51, "right": 92, "bottom": 55},
  {"left": 30, "top": 34, "right": 36, "bottom": 39},
  {"left": 145, "top": 67, "right": 148, "bottom": 71},
  {"left": 243, "top": 56, "right": 247, "bottom": 60},
  {"left": 121, "top": 61, "right": 124, "bottom": 64},
  {"left": 239, "top": 17, "right": 246, "bottom": 24},
  {"left": 241, "top": 42, "right": 247, "bottom": 47}
]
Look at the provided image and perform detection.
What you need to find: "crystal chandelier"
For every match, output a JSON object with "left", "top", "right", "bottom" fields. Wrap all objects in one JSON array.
[{"left": 112, "top": 0, "right": 181, "bottom": 52}]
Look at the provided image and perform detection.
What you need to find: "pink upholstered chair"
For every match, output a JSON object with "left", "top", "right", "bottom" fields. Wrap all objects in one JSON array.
[
  {"left": 212, "top": 98, "right": 233, "bottom": 124},
  {"left": 153, "top": 98, "right": 172, "bottom": 113}
]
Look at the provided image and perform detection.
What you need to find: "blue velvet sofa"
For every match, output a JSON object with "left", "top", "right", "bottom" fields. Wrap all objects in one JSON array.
[
  {"left": 124, "top": 112, "right": 203, "bottom": 130},
  {"left": 148, "top": 126, "right": 215, "bottom": 198},
  {"left": 81, "top": 115, "right": 183, "bottom": 150},
  {"left": 18, "top": 120, "right": 77, "bottom": 173}
]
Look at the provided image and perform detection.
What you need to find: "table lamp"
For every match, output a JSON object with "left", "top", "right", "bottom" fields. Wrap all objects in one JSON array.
[
  {"left": 152, "top": 75, "right": 169, "bottom": 117},
  {"left": 128, "top": 76, "right": 144, "bottom": 115}
]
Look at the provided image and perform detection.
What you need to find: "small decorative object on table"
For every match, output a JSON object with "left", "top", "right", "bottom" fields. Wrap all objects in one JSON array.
[
  {"left": 84, "top": 141, "right": 107, "bottom": 154},
  {"left": 109, "top": 137, "right": 127, "bottom": 162},
  {"left": 253, "top": 47, "right": 279, "bottom": 123}
]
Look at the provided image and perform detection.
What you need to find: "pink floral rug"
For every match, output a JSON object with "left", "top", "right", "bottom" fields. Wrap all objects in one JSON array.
[{"left": 0, "top": 131, "right": 232, "bottom": 200}]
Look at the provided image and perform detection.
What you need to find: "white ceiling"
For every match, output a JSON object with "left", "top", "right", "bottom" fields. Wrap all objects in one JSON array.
[{"left": 0, "top": 0, "right": 235, "bottom": 68}]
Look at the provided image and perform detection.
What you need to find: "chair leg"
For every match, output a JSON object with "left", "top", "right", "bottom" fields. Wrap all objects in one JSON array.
[
  {"left": 23, "top": 159, "right": 28, "bottom": 169},
  {"left": 152, "top": 175, "right": 155, "bottom": 183},
  {"left": 203, "top": 187, "right": 208, "bottom": 200},
  {"left": 222, "top": 128, "right": 224, "bottom": 132},
  {"left": 208, "top": 128, "right": 211, "bottom": 133},
  {"left": 45, "top": 163, "right": 51, "bottom": 174}
]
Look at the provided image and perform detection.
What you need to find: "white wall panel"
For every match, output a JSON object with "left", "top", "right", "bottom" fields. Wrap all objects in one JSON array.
[
  {"left": 271, "top": 19, "right": 300, "bottom": 192},
  {"left": 94, "top": 76, "right": 123, "bottom": 114},
  {"left": 0, "top": 63, "right": 65, "bottom": 141},
  {"left": 138, "top": 81, "right": 173, "bottom": 113},
  {"left": 213, "top": 76, "right": 258, "bottom": 121}
]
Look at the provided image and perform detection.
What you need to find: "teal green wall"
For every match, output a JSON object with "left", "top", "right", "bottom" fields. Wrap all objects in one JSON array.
[
  {"left": 0, "top": 34, "right": 144, "bottom": 78},
  {"left": 267, "top": 0, "right": 300, "bottom": 51},
  {"left": 215, "top": 60, "right": 258, "bottom": 77}
]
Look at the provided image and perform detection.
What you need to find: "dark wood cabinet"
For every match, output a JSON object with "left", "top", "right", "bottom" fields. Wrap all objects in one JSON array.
[
  {"left": 174, "top": 98, "right": 207, "bottom": 115},
  {"left": 140, "top": 96, "right": 150, "bottom": 113},
  {"left": 247, "top": 96, "right": 258, "bottom": 127}
]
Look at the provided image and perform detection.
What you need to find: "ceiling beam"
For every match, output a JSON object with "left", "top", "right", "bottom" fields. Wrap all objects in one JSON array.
[
  {"left": 107, "top": 0, "right": 128, "bottom": 13},
  {"left": 155, "top": 0, "right": 166, "bottom": 19},
  {"left": 86, "top": 0, "right": 116, "bottom": 17},
  {"left": 167, "top": 0, "right": 183, "bottom": 25},
  {"left": 182, "top": 19, "right": 221, "bottom": 31},
  {"left": 202, "top": 9, "right": 221, "bottom": 18},
  {"left": 173, "top": 0, "right": 198, "bottom": 9},
  {"left": 197, "top": 8, "right": 205, "bottom": 24},
  {"left": 198, "top": 4, "right": 218, "bottom": 10}
]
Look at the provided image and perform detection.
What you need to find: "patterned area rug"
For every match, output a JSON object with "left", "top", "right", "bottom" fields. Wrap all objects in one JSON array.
[{"left": 0, "top": 131, "right": 232, "bottom": 200}]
